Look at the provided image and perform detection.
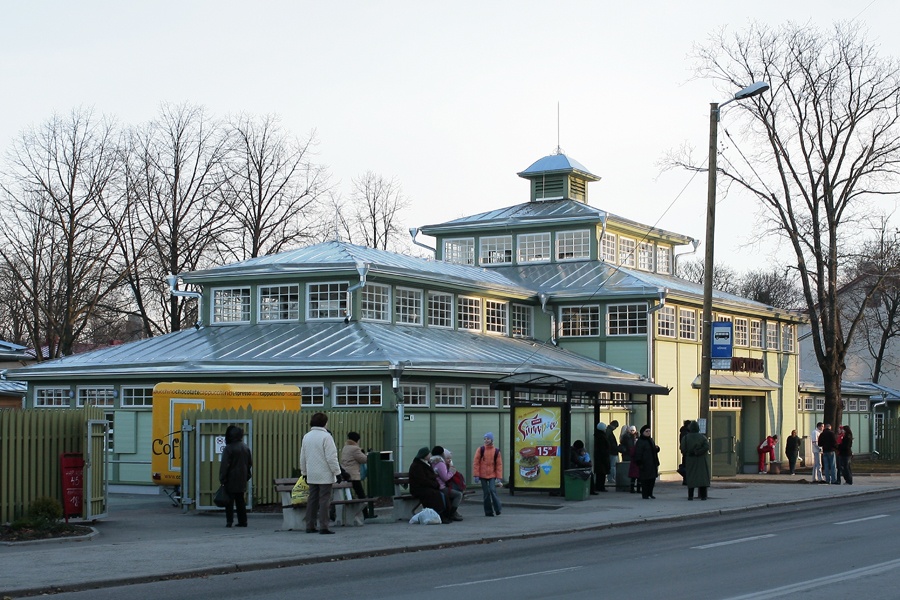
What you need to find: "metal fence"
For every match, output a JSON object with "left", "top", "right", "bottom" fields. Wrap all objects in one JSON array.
[
  {"left": 0, "top": 407, "right": 105, "bottom": 524},
  {"left": 876, "top": 419, "right": 900, "bottom": 461}
]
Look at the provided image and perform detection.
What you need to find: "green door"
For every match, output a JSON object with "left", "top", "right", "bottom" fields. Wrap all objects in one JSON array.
[{"left": 711, "top": 412, "right": 738, "bottom": 477}]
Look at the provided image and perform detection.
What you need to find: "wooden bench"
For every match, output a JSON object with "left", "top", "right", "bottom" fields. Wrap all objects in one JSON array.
[
  {"left": 273, "top": 478, "right": 373, "bottom": 529},
  {"left": 392, "top": 471, "right": 421, "bottom": 521}
]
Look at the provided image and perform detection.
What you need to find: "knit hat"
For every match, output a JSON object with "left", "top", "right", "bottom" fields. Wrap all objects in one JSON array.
[
  {"left": 347, "top": 431, "right": 361, "bottom": 442},
  {"left": 596, "top": 422, "right": 607, "bottom": 432},
  {"left": 415, "top": 447, "right": 431, "bottom": 460},
  {"left": 431, "top": 445, "right": 445, "bottom": 457},
  {"left": 484, "top": 432, "right": 494, "bottom": 442},
  {"left": 640, "top": 425, "right": 651, "bottom": 435}
]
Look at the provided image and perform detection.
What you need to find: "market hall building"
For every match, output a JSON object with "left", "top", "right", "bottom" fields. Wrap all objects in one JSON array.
[{"left": 8, "top": 152, "right": 805, "bottom": 488}]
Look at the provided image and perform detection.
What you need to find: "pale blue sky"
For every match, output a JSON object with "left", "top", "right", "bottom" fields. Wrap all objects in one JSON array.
[{"left": 2, "top": 1, "right": 897, "bottom": 271}]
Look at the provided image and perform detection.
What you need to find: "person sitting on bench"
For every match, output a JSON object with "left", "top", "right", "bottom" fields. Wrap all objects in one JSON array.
[{"left": 409, "top": 447, "right": 451, "bottom": 524}]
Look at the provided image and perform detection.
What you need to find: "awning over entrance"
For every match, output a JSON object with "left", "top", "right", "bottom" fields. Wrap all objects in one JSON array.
[
  {"left": 691, "top": 374, "right": 781, "bottom": 393},
  {"left": 491, "top": 371, "right": 670, "bottom": 398}
]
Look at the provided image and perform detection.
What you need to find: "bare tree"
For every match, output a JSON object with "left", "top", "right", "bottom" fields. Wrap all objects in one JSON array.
[
  {"left": 332, "top": 171, "right": 410, "bottom": 250},
  {"left": 687, "top": 22, "right": 900, "bottom": 426},
  {"left": 738, "top": 268, "right": 802, "bottom": 310},
  {"left": 220, "top": 115, "right": 330, "bottom": 261},
  {"left": 0, "top": 109, "right": 126, "bottom": 358},
  {"left": 676, "top": 257, "right": 741, "bottom": 294}
]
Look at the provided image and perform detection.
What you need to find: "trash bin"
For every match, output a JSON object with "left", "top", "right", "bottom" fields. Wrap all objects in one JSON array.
[
  {"left": 616, "top": 461, "right": 631, "bottom": 491},
  {"left": 367, "top": 451, "right": 394, "bottom": 497},
  {"left": 564, "top": 468, "right": 592, "bottom": 501}
]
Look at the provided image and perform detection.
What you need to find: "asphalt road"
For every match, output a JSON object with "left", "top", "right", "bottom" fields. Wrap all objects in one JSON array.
[{"left": 45, "top": 490, "right": 900, "bottom": 600}]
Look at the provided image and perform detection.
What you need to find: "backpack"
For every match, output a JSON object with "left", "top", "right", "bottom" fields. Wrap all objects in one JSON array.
[{"left": 477, "top": 445, "right": 500, "bottom": 467}]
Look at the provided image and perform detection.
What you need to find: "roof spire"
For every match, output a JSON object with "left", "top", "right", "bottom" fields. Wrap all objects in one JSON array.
[{"left": 555, "top": 102, "right": 564, "bottom": 155}]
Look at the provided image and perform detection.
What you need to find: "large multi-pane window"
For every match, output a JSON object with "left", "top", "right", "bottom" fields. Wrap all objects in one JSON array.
[
  {"left": 781, "top": 324, "right": 795, "bottom": 352},
  {"left": 511, "top": 304, "right": 532, "bottom": 338},
  {"left": 485, "top": 299, "right": 507, "bottom": 334},
  {"left": 299, "top": 384, "right": 326, "bottom": 406},
  {"left": 734, "top": 318, "right": 749, "bottom": 347},
  {"left": 600, "top": 233, "right": 617, "bottom": 262},
  {"left": 444, "top": 238, "right": 475, "bottom": 265},
  {"left": 517, "top": 232, "right": 551, "bottom": 263},
  {"left": 361, "top": 283, "right": 390, "bottom": 322},
  {"left": 766, "top": 322, "right": 779, "bottom": 350},
  {"left": 608, "top": 304, "right": 648, "bottom": 335},
  {"left": 638, "top": 242, "right": 654, "bottom": 271},
  {"left": 457, "top": 296, "right": 482, "bottom": 331},
  {"left": 561, "top": 306, "right": 600, "bottom": 336},
  {"left": 400, "top": 384, "right": 429, "bottom": 407},
  {"left": 307, "top": 282, "right": 347, "bottom": 319},
  {"left": 556, "top": 230, "right": 590, "bottom": 260},
  {"left": 334, "top": 383, "right": 382, "bottom": 406},
  {"left": 750, "top": 320, "right": 763, "bottom": 348},
  {"left": 657, "top": 305, "right": 676, "bottom": 338},
  {"left": 434, "top": 384, "right": 464, "bottom": 407},
  {"left": 259, "top": 284, "right": 300, "bottom": 321},
  {"left": 121, "top": 387, "right": 153, "bottom": 407},
  {"left": 395, "top": 287, "right": 423, "bottom": 325},
  {"left": 428, "top": 292, "right": 453, "bottom": 328},
  {"left": 213, "top": 287, "right": 251, "bottom": 323},
  {"left": 77, "top": 387, "right": 115, "bottom": 408},
  {"left": 656, "top": 246, "right": 672, "bottom": 274},
  {"left": 679, "top": 308, "right": 697, "bottom": 340},
  {"left": 35, "top": 387, "right": 70, "bottom": 407},
  {"left": 618, "top": 237, "right": 636, "bottom": 267},
  {"left": 479, "top": 236, "right": 513, "bottom": 265},
  {"left": 470, "top": 385, "right": 497, "bottom": 408}
]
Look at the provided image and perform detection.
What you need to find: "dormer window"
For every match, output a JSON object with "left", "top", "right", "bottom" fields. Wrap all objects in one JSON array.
[
  {"left": 444, "top": 238, "right": 475, "bottom": 265},
  {"left": 638, "top": 242, "right": 654, "bottom": 271},
  {"left": 213, "top": 287, "right": 251, "bottom": 323},
  {"left": 517, "top": 232, "right": 551, "bottom": 263},
  {"left": 308, "top": 282, "right": 347, "bottom": 320},
  {"left": 656, "top": 246, "right": 672, "bottom": 274},
  {"left": 557, "top": 230, "right": 590, "bottom": 261},
  {"left": 618, "top": 237, "right": 636, "bottom": 267},
  {"left": 259, "top": 284, "right": 299, "bottom": 321},
  {"left": 479, "top": 236, "right": 513, "bottom": 265},
  {"left": 600, "top": 233, "right": 617, "bottom": 262}
]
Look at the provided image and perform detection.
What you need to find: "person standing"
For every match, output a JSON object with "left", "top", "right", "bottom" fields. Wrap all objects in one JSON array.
[
  {"left": 340, "top": 431, "right": 372, "bottom": 519},
  {"left": 606, "top": 420, "right": 620, "bottom": 485},
  {"left": 473, "top": 432, "right": 503, "bottom": 517},
  {"left": 837, "top": 426, "right": 853, "bottom": 485},
  {"left": 219, "top": 425, "right": 252, "bottom": 528},
  {"left": 679, "top": 421, "right": 710, "bottom": 500},
  {"left": 299, "top": 412, "right": 342, "bottom": 534},
  {"left": 785, "top": 430, "right": 801, "bottom": 475},
  {"left": 757, "top": 434, "right": 778, "bottom": 474},
  {"left": 817, "top": 423, "right": 838, "bottom": 484},
  {"left": 594, "top": 423, "right": 611, "bottom": 492},
  {"left": 633, "top": 425, "right": 660, "bottom": 499},
  {"left": 621, "top": 425, "right": 639, "bottom": 493},
  {"left": 811, "top": 423, "right": 825, "bottom": 482}
]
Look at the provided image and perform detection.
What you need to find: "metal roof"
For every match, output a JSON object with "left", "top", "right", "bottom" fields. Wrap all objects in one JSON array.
[
  {"left": 516, "top": 153, "right": 600, "bottom": 181},
  {"left": 492, "top": 371, "right": 669, "bottom": 396},
  {"left": 690, "top": 374, "right": 782, "bottom": 392}
]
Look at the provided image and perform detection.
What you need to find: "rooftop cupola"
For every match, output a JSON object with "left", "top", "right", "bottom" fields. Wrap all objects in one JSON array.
[{"left": 517, "top": 152, "right": 600, "bottom": 204}]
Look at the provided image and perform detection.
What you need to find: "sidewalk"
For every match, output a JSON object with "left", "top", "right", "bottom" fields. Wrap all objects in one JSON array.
[{"left": 2, "top": 474, "right": 898, "bottom": 597}]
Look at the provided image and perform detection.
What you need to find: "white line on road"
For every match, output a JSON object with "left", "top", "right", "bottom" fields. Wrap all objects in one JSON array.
[
  {"left": 691, "top": 533, "right": 776, "bottom": 549},
  {"left": 833, "top": 514, "right": 888, "bottom": 525},
  {"left": 722, "top": 557, "right": 900, "bottom": 599},
  {"left": 435, "top": 566, "right": 584, "bottom": 588}
]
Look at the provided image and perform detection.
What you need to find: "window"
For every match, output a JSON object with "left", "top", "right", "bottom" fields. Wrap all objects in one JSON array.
[
  {"left": 400, "top": 384, "right": 429, "bottom": 407},
  {"left": 395, "top": 288, "right": 423, "bottom": 325},
  {"left": 307, "top": 282, "right": 347, "bottom": 319},
  {"left": 511, "top": 304, "right": 532, "bottom": 338},
  {"left": 517, "top": 232, "right": 551, "bottom": 263},
  {"left": 428, "top": 292, "right": 453, "bottom": 328},
  {"left": 717, "top": 314, "right": 732, "bottom": 324},
  {"left": 679, "top": 308, "right": 697, "bottom": 340},
  {"left": 457, "top": 296, "right": 482, "bottom": 331},
  {"left": 750, "top": 320, "right": 763, "bottom": 348},
  {"left": 121, "top": 387, "right": 153, "bottom": 407},
  {"left": 816, "top": 398, "right": 825, "bottom": 411},
  {"left": 556, "top": 230, "right": 590, "bottom": 260},
  {"left": 600, "top": 233, "right": 617, "bottom": 262},
  {"left": 299, "top": 384, "right": 326, "bottom": 407},
  {"left": 35, "top": 387, "right": 70, "bottom": 407},
  {"left": 444, "top": 238, "right": 475, "bottom": 265},
  {"left": 561, "top": 306, "right": 600, "bottom": 336},
  {"left": 618, "top": 237, "right": 636, "bottom": 267},
  {"left": 734, "top": 318, "right": 749, "bottom": 347},
  {"left": 656, "top": 246, "right": 672, "bottom": 274},
  {"left": 608, "top": 304, "right": 648, "bottom": 335},
  {"left": 766, "top": 322, "right": 779, "bottom": 350},
  {"left": 657, "top": 305, "right": 676, "bottom": 338},
  {"left": 213, "top": 287, "right": 251, "bottom": 323},
  {"left": 334, "top": 383, "right": 382, "bottom": 407},
  {"left": 434, "top": 384, "right": 464, "bottom": 407},
  {"left": 361, "top": 283, "right": 390, "bottom": 322},
  {"left": 77, "top": 387, "right": 115, "bottom": 408},
  {"left": 598, "top": 391, "right": 628, "bottom": 407},
  {"left": 259, "top": 284, "right": 299, "bottom": 321},
  {"left": 638, "top": 242, "right": 654, "bottom": 271},
  {"left": 105, "top": 412, "right": 115, "bottom": 452},
  {"left": 470, "top": 386, "right": 497, "bottom": 408},
  {"left": 479, "top": 236, "right": 513, "bottom": 265},
  {"left": 848, "top": 398, "right": 859, "bottom": 412},
  {"left": 859, "top": 399, "right": 869, "bottom": 412},
  {"left": 485, "top": 299, "right": 507, "bottom": 334},
  {"left": 804, "top": 397, "right": 814, "bottom": 411},
  {"left": 781, "top": 324, "right": 795, "bottom": 352}
]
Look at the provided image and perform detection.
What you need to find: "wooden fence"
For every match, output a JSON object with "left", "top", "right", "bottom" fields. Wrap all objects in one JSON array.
[
  {"left": 0, "top": 407, "right": 105, "bottom": 524},
  {"left": 876, "top": 420, "right": 900, "bottom": 461}
]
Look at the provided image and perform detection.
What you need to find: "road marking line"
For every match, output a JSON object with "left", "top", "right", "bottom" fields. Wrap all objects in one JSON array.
[
  {"left": 435, "top": 566, "right": 583, "bottom": 588},
  {"left": 723, "top": 557, "right": 900, "bottom": 599},
  {"left": 834, "top": 514, "right": 888, "bottom": 525},
  {"left": 691, "top": 534, "right": 776, "bottom": 549}
]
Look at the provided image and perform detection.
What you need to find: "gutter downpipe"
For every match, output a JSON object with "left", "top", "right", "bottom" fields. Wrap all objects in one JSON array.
[
  {"left": 596, "top": 214, "right": 608, "bottom": 258},
  {"left": 645, "top": 289, "right": 669, "bottom": 384},
  {"left": 674, "top": 239, "right": 701, "bottom": 274},
  {"left": 409, "top": 227, "right": 436, "bottom": 253},
  {"left": 343, "top": 262, "right": 371, "bottom": 324},
  {"left": 539, "top": 292, "right": 557, "bottom": 346},
  {"left": 166, "top": 274, "right": 203, "bottom": 328}
]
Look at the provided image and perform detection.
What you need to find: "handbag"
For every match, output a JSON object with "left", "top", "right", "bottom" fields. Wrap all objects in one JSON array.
[
  {"left": 213, "top": 485, "right": 230, "bottom": 508},
  {"left": 360, "top": 463, "right": 368, "bottom": 481}
]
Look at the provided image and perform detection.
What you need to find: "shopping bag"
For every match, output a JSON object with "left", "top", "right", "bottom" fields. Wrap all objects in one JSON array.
[
  {"left": 213, "top": 485, "right": 230, "bottom": 508},
  {"left": 291, "top": 476, "right": 309, "bottom": 506}
]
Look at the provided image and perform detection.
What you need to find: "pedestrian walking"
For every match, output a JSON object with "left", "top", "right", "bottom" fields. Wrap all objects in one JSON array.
[
  {"left": 679, "top": 421, "right": 710, "bottom": 500},
  {"left": 299, "top": 412, "right": 342, "bottom": 534},
  {"left": 219, "top": 425, "right": 252, "bottom": 528},
  {"left": 473, "top": 432, "right": 503, "bottom": 516}
]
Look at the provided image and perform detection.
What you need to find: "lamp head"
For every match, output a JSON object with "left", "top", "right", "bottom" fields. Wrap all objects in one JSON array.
[
  {"left": 166, "top": 273, "right": 177, "bottom": 291},
  {"left": 734, "top": 81, "right": 769, "bottom": 100}
]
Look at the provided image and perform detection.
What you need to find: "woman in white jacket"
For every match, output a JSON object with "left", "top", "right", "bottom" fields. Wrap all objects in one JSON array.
[{"left": 299, "top": 412, "right": 342, "bottom": 534}]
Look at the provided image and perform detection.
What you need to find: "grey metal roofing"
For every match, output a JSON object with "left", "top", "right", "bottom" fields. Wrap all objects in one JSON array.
[
  {"left": 0, "top": 339, "right": 29, "bottom": 361},
  {"left": 690, "top": 374, "right": 781, "bottom": 391},
  {"left": 851, "top": 382, "right": 900, "bottom": 402},
  {"left": 6, "top": 321, "right": 662, "bottom": 392},
  {"left": 182, "top": 241, "right": 534, "bottom": 297},
  {"left": 516, "top": 153, "right": 600, "bottom": 181},
  {"left": 0, "top": 380, "right": 26, "bottom": 395},
  {"left": 797, "top": 374, "right": 881, "bottom": 397}
]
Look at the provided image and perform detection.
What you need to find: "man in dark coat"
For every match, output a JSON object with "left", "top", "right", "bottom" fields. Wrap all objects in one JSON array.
[
  {"left": 219, "top": 425, "right": 252, "bottom": 527},
  {"left": 594, "top": 422, "right": 611, "bottom": 492},
  {"left": 679, "top": 421, "right": 710, "bottom": 500},
  {"left": 606, "top": 420, "right": 620, "bottom": 486},
  {"left": 633, "top": 424, "right": 660, "bottom": 499}
]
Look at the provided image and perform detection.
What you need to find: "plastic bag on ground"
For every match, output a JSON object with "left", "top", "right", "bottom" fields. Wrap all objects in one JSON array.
[{"left": 409, "top": 507, "right": 442, "bottom": 525}]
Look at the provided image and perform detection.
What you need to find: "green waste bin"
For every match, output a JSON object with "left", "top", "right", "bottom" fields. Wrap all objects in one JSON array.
[
  {"left": 367, "top": 451, "right": 395, "bottom": 497},
  {"left": 564, "top": 468, "right": 591, "bottom": 501}
]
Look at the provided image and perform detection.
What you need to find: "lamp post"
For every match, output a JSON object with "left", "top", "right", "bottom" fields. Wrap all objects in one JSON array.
[
  {"left": 390, "top": 361, "right": 410, "bottom": 468},
  {"left": 699, "top": 82, "right": 770, "bottom": 434}
]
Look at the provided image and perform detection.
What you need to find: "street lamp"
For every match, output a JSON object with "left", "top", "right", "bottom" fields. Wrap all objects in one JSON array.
[
  {"left": 698, "top": 81, "right": 770, "bottom": 433},
  {"left": 390, "top": 361, "right": 411, "bottom": 467}
]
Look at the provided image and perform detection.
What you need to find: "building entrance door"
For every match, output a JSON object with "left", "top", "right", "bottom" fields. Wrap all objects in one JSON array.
[{"left": 712, "top": 411, "right": 738, "bottom": 477}]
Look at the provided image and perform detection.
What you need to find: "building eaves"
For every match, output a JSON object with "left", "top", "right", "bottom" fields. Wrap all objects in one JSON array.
[{"left": 418, "top": 200, "right": 605, "bottom": 235}]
